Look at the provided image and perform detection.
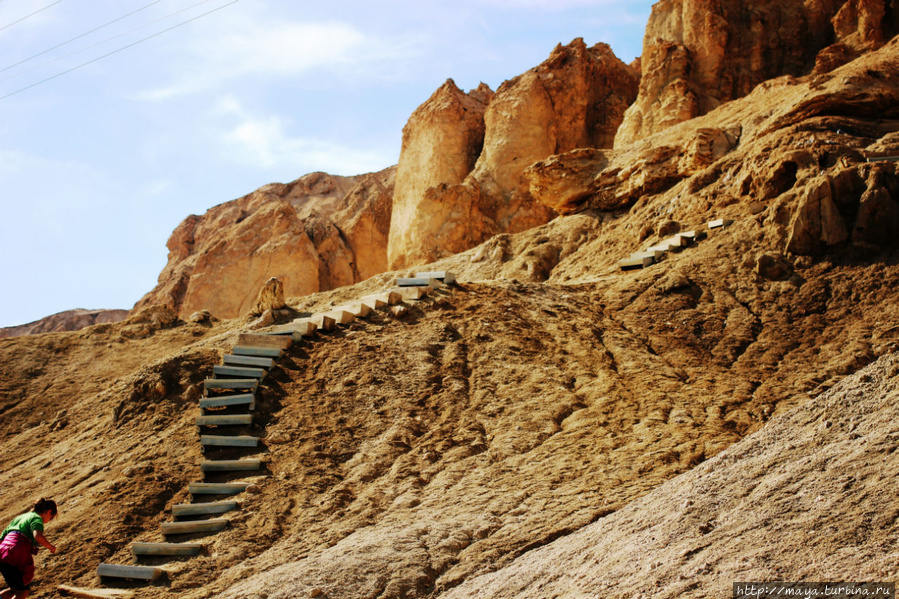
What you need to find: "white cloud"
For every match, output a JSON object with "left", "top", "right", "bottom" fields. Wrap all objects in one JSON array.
[
  {"left": 214, "top": 96, "right": 392, "bottom": 176},
  {"left": 137, "top": 15, "right": 422, "bottom": 100}
]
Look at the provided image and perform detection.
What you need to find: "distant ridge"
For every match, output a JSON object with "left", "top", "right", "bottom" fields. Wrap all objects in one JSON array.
[{"left": 0, "top": 308, "right": 129, "bottom": 339}]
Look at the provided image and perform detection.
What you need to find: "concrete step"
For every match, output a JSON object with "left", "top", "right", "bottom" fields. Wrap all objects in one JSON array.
[
  {"left": 415, "top": 271, "right": 456, "bottom": 284},
  {"left": 97, "top": 564, "right": 162, "bottom": 582},
  {"left": 57, "top": 585, "right": 133, "bottom": 598},
  {"left": 204, "top": 378, "right": 258, "bottom": 393},
  {"left": 201, "top": 459, "right": 262, "bottom": 473},
  {"left": 132, "top": 542, "right": 203, "bottom": 557},
  {"left": 393, "top": 286, "right": 428, "bottom": 300},
  {"left": 200, "top": 435, "right": 259, "bottom": 448},
  {"left": 324, "top": 310, "right": 355, "bottom": 325},
  {"left": 360, "top": 297, "right": 386, "bottom": 310},
  {"left": 223, "top": 354, "right": 274, "bottom": 369},
  {"left": 213, "top": 365, "right": 266, "bottom": 380},
  {"left": 308, "top": 314, "right": 336, "bottom": 331},
  {"left": 266, "top": 320, "right": 317, "bottom": 337},
  {"left": 161, "top": 518, "right": 228, "bottom": 536},
  {"left": 237, "top": 333, "right": 292, "bottom": 350},
  {"left": 334, "top": 303, "right": 372, "bottom": 318},
  {"left": 189, "top": 482, "right": 251, "bottom": 496},
  {"left": 867, "top": 155, "right": 899, "bottom": 162},
  {"left": 619, "top": 256, "right": 653, "bottom": 270},
  {"left": 708, "top": 218, "right": 734, "bottom": 229},
  {"left": 232, "top": 346, "right": 282, "bottom": 358},
  {"left": 631, "top": 249, "right": 664, "bottom": 260},
  {"left": 172, "top": 500, "right": 239, "bottom": 517},
  {"left": 196, "top": 414, "right": 253, "bottom": 427},
  {"left": 200, "top": 393, "right": 255, "bottom": 411},
  {"left": 396, "top": 277, "right": 440, "bottom": 288}
]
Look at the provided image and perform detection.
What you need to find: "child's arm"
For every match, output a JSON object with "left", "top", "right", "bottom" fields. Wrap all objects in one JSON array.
[{"left": 34, "top": 531, "right": 56, "bottom": 553}]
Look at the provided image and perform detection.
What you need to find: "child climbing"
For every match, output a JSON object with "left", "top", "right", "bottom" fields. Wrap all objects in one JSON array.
[{"left": 0, "top": 498, "right": 57, "bottom": 599}]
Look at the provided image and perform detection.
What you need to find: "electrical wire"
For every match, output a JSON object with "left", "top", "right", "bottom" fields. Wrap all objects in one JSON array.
[
  {"left": 0, "top": 0, "right": 239, "bottom": 101},
  {"left": 0, "top": 0, "right": 221, "bottom": 84},
  {"left": 0, "top": 0, "right": 63, "bottom": 33},
  {"left": 0, "top": 0, "right": 165, "bottom": 73}
]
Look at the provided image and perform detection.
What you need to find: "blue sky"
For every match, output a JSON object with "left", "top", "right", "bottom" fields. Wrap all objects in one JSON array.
[{"left": 0, "top": 0, "right": 654, "bottom": 328}]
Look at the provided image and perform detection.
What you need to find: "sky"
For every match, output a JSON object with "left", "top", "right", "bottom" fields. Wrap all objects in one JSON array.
[{"left": 0, "top": 0, "right": 655, "bottom": 328}]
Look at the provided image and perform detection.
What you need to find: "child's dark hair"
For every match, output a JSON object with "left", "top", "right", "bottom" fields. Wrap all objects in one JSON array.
[{"left": 33, "top": 498, "right": 57, "bottom": 516}]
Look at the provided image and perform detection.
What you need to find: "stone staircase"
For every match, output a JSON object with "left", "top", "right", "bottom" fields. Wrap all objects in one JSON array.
[
  {"left": 59, "top": 272, "right": 456, "bottom": 598},
  {"left": 618, "top": 218, "right": 733, "bottom": 270}
]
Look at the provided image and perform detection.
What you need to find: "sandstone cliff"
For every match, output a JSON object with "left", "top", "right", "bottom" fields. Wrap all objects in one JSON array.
[
  {"left": 616, "top": 0, "right": 899, "bottom": 145},
  {"left": 388, "top": 38, "right": 639, "bottom": 269},
  {"left": 136, "top": 169, "right": 394, "bottom": 319}
]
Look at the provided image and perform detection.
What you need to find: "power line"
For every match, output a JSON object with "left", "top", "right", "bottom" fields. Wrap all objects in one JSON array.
[
  {"left": 0, "top": 0, "right": 240, "bottom": 101},
  {"left": 0, "top": 0, "right": 63, "bottom": 33},
  {"left": 0, "top": 0, "right": 165, "bottom": 73},
  {"left": 0, "top": 0, "right": 222, "bottom": 84}
]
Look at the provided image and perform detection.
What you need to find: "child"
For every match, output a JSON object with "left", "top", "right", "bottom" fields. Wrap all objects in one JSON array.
[{"left": 0, "top": 499, "right": 57, "bottom": 599}]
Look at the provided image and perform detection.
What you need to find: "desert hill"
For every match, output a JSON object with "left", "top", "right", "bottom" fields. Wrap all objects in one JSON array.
[{"left": 1, "top": 0, "right": 899, "bottom": 598}]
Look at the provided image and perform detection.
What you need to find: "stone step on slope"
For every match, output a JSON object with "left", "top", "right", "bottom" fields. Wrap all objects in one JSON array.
[
  {"left": 265, "top": 320, "right": 317, "bottom": 338},
  {"left": 201, "top": 459, "right": 262, "bottom": 473},
  {"left": 366, "top": 291, "right": 402, "bottom": 306},
  {"left": 415, "top": 271, "right": 456, "bottom": 284},
  {"left": 307, "top": 314, "right": 336, "bottom": 331},
  {"left": 212, "top": 365, "right": 266, "bottom": 380},
  {"left": 324, "top": 310, "right": 355, "bottom": 325},
  {"left": 335, "top": 303, "right": 372, "bottom": 318},
  {"left": 393, "top": 286, "right": 428, "bottom": 301},
  {"left": 619, "top": 256, "right": 654, "bottom": 270},
  {"left": 396, "top": 277, "right": 440, "bottom": 288},
  {"left": 161, "top": 518, "right": 229, "bottom": 536},
  {"left": 199, "top": 394, "right": 255, "bottom": 411},
  {"left": 232, "top": 346, "right": 282, "bottom": 359},
  {"left": 223, "top": 354, "right": 275, "bottom": 369},
  {"left": 172, "top": 500, "right": 239, "bottom": 517},
  {"left": 58, "top": 585, "right": 134, "bottom": 598},
  {"left": 96, "top": 564, "right": 162, "bottom": 582},
  {"left": 360, "top": 297, "right": 386, "bottom": 311},
  {"left": 132, "top": 542, "right": 203, "bottom": 557},
  {"left": 189, "top": 482, "right": 251, "bottom": 496},
  {"left": 236, "top": 333, "right": 292, "bottom": 350},
  {"left": 196, "top": 414, "right": 253, "bottom": 427},
  {"left": 866, "top": 155, "right": 899, "bottom": 162},
  {"left": 204, "top": 378, "right": 258, "bottom": 393},
  {"left": 200, "top": 435, "right": 259, "bottom": 448},
  {"left": 708, "top": 218, "right": 734, "bottom": 229}
]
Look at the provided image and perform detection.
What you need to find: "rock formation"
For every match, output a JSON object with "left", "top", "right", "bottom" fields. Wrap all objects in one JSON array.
[
  {"left": 0, "top": 308, "right": 130, "bottom": 339},
  {"left": 388, "top": 39, "right": 639, "bottom": 268},
  {"left": 135, "top": 169, "right": 394, "bottom": 319},
  {"left": 615, "top": 0, "right": 899, "bottom": 146},
  {"left": 249, "top": 277, "right": 286, "bottom": 316}
]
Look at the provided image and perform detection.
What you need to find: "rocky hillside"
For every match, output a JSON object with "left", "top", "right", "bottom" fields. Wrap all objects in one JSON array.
[
  {"left": 2, "top": 1, "right": 899, "bottom": 598},
  {"left": 0, "top": 308, "right": 129, "bottom": 339}
]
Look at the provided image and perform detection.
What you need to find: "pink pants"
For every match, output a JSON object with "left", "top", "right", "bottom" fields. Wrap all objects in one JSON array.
[{"left": 0, "top": 532, "right": 35, "bottom": 587}]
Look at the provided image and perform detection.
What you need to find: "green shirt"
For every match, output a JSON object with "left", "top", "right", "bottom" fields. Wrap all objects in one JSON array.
[{"left": 1, "top": 512, "right": 44, "bottom": 546}]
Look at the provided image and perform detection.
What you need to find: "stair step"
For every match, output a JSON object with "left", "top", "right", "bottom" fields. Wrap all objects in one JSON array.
[
  {"left": 223, "top": 354, "right": 274, "bottom": 369},
  {"left": 213, "top": 365, "right": 266, "bottom": 380},
  {"left": 204, "top": 378, "right": 258, "bottom": 392},
  {"left": 708, "top": 218, "right": 734, "bottom": 229},
  {"left": 196, "top": 414, "right": 253, "bottom": 427},
  {"left": 336, "top": 303, "right": 372, "bottom": 318},
  {"left": 199, "top": 394, "right": 255, "bottom": 410},
  {"left": 360, "top": 296, "right": 386, "bottom": 310},
  {"left": 189, "top": 482, "right": 251, "bottom": 496},
  {"left": 200, "top": 435, "right": 259, "bottom": 448},
  {"left": 161, "top": 518, "right": 228, "bottom": 536},
  {"left": 393, "top": 286, "right": 428, "bottom": 300},
  {"left": 396, "top": 277, "right": 440, "bottom": 288},
  {"left": 619, "top": 256, "right": 654, "bottom": 269},
  {"left": 172, "top": 500, "right": 239, "bottom": 517},
  {"left": 324, "top": 309, "right": 355, "bottom": 325},
  {"left": 132, "top": 542, "right": 203, "bottom": 557},
  {"left": 266, "top": 320, "right": 317, "bottom": 337},
  {"left": 201, "top": 459, "right": 262, "bottom": 472},
  {"left": 232, "top": 346, "right": 282, "bottom": 358},
  {"left": 97, "top": 563, "right": 162, "bottom": 581},
  {"left": 57, "top": 585, "right": 134, "bottom": 598},
  {"left": 237, "top": 333, "right": 292, "bottom": 350},
  {"left": 415, "top": 271, "right": 456, "bottom": 284}
]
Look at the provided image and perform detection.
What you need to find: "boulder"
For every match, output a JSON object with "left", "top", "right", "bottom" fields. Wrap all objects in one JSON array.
[
  {"left": 250, "top": 278, "right": 286, "bottom": 316},
  {"left": 787, "top": 176, "right": 850, "bottom": 255}
]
